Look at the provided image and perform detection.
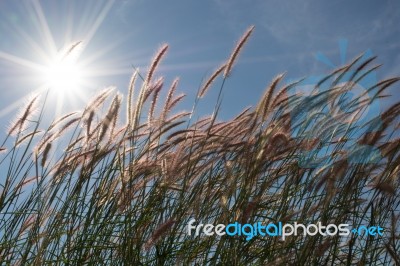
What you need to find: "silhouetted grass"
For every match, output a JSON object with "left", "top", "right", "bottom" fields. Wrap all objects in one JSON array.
[{"left": 0, "top": 26, "right": 399, "bottom": 265}]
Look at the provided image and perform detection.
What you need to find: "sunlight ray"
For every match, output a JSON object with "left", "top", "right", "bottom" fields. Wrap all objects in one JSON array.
[
  {"left": 84, "top": 67, "right": 135, "bottom": 77},
  {"left": 10, "top": 26, "right": 50, "bottom": 62},
  {"left": 79, "top": 35, "right": 128, "bottom": 67},
  {"left": 31, "top": 0, "right": 57, "bottom": 56},
  {"left": 64, "top": 3, "right": 74, "bottom": 45},
  {"left": 0, "top": 51, "right": 44, "bottom": 72},
  {"left": 84, "top": 0, "right": 115, "bottom": 51}
]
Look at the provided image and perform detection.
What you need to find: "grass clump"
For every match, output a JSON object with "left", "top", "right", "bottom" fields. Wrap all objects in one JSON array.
[{"left": 1, "top": 26, "right": 400, "bottom": 265}]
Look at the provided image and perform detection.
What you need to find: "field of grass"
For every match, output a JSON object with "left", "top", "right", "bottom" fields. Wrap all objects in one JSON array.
[{"left": 1, "top": 26, "right": 400, "bottom": 265}]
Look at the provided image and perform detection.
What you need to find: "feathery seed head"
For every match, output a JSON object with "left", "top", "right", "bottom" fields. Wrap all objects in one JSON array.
[
  {"left": 146, "top": 44, "right": 168, "bottom": 85},
  {"left": 224, "top": 25, "right": 255, "bottom": 78},
  {"left": 199, "top": 64, "right": 226, "bottom": 98}
]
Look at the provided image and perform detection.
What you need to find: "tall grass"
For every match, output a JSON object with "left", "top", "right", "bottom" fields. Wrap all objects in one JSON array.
[{"left": 1, "top": 27, "right": 400, "bottom": 265}]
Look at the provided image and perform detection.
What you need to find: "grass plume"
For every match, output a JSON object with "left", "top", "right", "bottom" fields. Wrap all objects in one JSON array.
[
  {"left": 224, "top": 25, "right": 255, "bottom": 78},
  {"left": 0, "top": 28, "right": 399, "bottom": 265}
]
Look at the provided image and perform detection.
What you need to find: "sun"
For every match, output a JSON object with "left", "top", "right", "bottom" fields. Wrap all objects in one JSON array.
[
  {"left": 0, "top": 1, "right": 120, "bottom": 119},
  {"left": 44, "top": 56, "right": 82, "bottom": 92},
  {"left": 42, "top": 42, "right": 84, "bottom": 94}
]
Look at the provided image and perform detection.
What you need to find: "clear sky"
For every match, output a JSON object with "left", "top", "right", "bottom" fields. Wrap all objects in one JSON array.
[{"left": 0, "top": 0, "right": 399, "bottom": 132}]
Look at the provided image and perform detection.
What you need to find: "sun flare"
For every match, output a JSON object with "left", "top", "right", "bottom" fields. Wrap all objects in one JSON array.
[
  {"left": 44, "top": 57, "right": 82, "bottom": 92},
  {"left": 42, "top": 41, "right": 84, "bottom": 94},
  {"left": 0, "top": 1, "right": 120, "bottom": 119}
]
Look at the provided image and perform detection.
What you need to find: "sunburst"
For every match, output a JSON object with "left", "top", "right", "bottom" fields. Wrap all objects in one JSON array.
[
  {"left": 41, "top": 41, "right": 84, "bottom": 95},
  {"left": 0, "top": 0, "right": 123, "bottom": 120}
]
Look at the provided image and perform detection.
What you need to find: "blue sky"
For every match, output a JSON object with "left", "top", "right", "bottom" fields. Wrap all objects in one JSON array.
[{"left": 0, "top": 0, "right": 399, "bottom": 131}]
